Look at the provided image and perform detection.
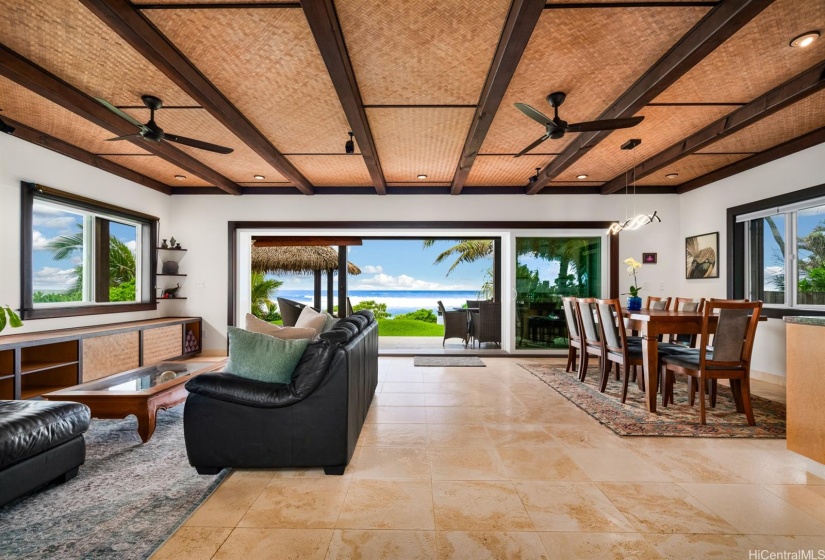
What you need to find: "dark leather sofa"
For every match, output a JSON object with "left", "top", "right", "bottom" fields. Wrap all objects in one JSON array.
[
  {"left": 0, "top": 400, "right": 91, "bottom": 507},
  {"left": 183, "top": 310, "right": 378, "bottom": 475}
]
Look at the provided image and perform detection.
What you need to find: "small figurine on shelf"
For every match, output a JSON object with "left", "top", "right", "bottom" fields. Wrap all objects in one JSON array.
[
  {"left": 175, "top": 243, "right": 181, "bottom": 249},
  {"left": 170, "top": 236, "right": 177, "bottom": 248},
  {"left": 160, "top": 239, "right": 168, "bottom": 249},
  {"left": 162, "top": 284, "right": 181, "bottom": 298}
]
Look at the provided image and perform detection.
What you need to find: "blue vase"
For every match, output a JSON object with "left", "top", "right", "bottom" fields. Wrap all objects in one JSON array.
[{"left": 627, "top": 296, "right": 642, "bottom": 311}]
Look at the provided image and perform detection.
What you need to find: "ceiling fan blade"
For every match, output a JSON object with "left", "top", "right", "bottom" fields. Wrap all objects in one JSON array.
[
  {"left": 514, "top": 134, "right": 550, "bottom": 158},
  {"left": 565, "top": 116, "right": 644, "bottom": 133},
  {"left": 95, "top": 97, "right": 147, "bottom": 130},
  {"left": 165, "top": 134, "right": 234, "bottom": 154},
  {"left": 105, "top": 133, "right": 143, "bottom": 142},
  {"left": 514, "top": 103, "right": 553, "bottom": 126}
]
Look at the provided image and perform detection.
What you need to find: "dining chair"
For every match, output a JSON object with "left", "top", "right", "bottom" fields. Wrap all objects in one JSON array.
[
  {"left": 659, "top": 297, "right": 706, "bottom": 353},
  {"left": 661, "top": 299, "right": 763, "bottom": 425},
  {"left": 575, "top": 298, "right": 602, "bottom": 383},
  {"left": 645, "top": 296, "right": 672, "bottom": 310},
  {"left": 595, "top": 298, "right": 668, "bottom": 403},
  {"left": 437, "top": 301, "right": 468, "bottom": 347},
  {"left": 470, "top": 301, "right": 501, "bottom": 347},
  {"left": 561, "top": 296, "right": 582, "bottom": 373}
]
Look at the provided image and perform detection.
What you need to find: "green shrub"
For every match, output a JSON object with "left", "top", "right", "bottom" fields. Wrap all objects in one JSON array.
[
  {"left": 394, "top": 308, "right": 437, "bottom": 323},
  {"left": 353, "top": 300, "right": 390, "bottom": 319}
]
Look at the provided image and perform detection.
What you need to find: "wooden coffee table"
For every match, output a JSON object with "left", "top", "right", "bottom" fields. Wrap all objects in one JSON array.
[{"left": 42, "top": 361, "right": 225, "bottom": 443}]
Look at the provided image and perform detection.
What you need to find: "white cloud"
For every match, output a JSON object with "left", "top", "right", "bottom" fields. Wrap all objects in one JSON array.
[
  {"left": 32, "top": 214, "right": 77, "bottom": 232},
  {"left": 32, "top": 230, "right": 57, "bottom": 251},
  {"left": 351, "top": 273, "right": 477, "bottom": 291},
  {"left": 764, "top": 266, "right": 784, "bottom": 278},
  {"left": 33, "top": 267, "right": 78, "bottom": 291},
  {"left": 361, "top": 265, "right": 383, "bottom": 274},
  {"left": 125, "top": 240, "right": 137, "bottom": 253}
]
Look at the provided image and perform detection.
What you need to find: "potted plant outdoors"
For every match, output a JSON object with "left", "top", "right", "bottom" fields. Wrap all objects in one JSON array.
[
  {"left": 0, "top": 305, "right": 23, "bottom": 333},
  {"left": 623, "top": 257, "right": 643, "bottom": 311}
]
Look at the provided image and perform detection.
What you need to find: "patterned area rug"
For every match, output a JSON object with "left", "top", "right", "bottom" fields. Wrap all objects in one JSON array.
[
  {"left": 520, "top": 363, "right": 786, "bottom": 438},
  {"left": 414, "top": 356, "right": 486, "bottom": 367},
  {"left": 0, "top": 404, "right": 228, "bottom": 560}
]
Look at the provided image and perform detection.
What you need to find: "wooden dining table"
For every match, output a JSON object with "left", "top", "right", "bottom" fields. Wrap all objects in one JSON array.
[
  {"left": 623, "top": 307, "right": 766, "bottom": 413},
  {"left": 623, "top": 308, "right": 713, "bottom": 413}
]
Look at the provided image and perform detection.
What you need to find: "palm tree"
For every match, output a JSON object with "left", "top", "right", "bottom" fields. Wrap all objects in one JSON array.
[
  {"left": 421, "top": 239, "right": 493, "bottom": 276},
  {"left": 251, "top": 271, "right": 283, "bottom": 320}
]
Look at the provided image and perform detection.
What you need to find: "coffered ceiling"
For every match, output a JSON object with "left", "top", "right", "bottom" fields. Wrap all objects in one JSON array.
[{"left": 0, "top": 0, "right": 822, "bottom": 196}]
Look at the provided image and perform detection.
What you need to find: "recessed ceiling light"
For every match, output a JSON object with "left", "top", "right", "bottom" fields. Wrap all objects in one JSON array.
[
  {"left": 576, "top": 174, "right": 588, "bottom": 179},
  {"left": 417, "top": 174, "right": 427, "bottom": 179},
  {"left": 790, "top": 31, "right": 819, "bottom": 48},
  {"left": 254, "top": 175, "right": 265, "bottom": 180},
  {"left": 174, "top": 175, "right": 186, "bottom": 181},
  {"left": 665, "top": 173, "right": 679, "bottom": 179}
]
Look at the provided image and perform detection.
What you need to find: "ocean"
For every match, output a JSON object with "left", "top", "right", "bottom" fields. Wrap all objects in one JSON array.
[{"left": 277, "top": 289, "right": 482, "bottom": 316}]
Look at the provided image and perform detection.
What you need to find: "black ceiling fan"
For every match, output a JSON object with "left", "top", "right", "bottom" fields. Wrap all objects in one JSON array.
[
  {"left": 96, "top": 95, "right": 234, "bottom": 154},
  {"left": 513, "top": 91, "right": 643, "bottom": 157}
]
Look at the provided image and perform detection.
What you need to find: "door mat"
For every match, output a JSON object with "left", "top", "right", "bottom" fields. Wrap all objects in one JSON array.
[
  {"left": 519, "top": 363, "right": 785, "bottom": 438},
  {"left": 414, "top": 356, "right": 486, "bottom": 367}
]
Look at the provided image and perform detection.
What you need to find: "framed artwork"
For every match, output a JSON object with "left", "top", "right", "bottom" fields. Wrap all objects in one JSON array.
[
  {"left": 685, "top": 232, "right": 719, "bottom": 279},
  {"left": 642, "top": 253, "right": 657, "bottom": 264}
]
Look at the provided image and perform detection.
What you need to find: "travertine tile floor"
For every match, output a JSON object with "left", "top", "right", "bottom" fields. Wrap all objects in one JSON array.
[{"left": 152, "top": 357, "right": 825, "bottom": 559}]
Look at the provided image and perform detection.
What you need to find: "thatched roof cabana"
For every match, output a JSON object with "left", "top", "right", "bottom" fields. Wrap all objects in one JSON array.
[{"left": 251, "top": 245, "right": 361, "bottom": 275}]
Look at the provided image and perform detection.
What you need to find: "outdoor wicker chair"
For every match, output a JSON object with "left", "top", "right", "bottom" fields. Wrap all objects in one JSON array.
[
  {"left": 437, "top": 301, "right": 468, "bottom": 347},
  {"left": 470, "top": 301, "right": 501, "bottom": 347},
  {"left": 277, "top": 297, "right": 305, "bottom": 327}
]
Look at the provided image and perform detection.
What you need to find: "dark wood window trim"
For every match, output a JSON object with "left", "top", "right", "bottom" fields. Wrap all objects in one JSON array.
[
  {"left": 228, "top": 221, "right": 619, "bottom": 328},
  {"left": 727, "top": 181, "right": 825, "bottom": 319},
  {"left": 20, "top": 181, "right": 158, "bottom": 320}
]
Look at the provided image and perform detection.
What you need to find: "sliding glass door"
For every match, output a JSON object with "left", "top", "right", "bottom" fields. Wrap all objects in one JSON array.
[{"left": 515, "top": 236, "right": 603, "bottom": 350}]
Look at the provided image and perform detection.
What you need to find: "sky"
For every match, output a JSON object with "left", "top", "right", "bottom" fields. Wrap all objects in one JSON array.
[
  {"left": 762, "top": 206, "right": 824, "bottom": 290},
  {"left": 32, "top": 201, "right": 137, "bottom": 293},
  {"left": 272, "top": 239, "right": 493, "bottom": 292}
]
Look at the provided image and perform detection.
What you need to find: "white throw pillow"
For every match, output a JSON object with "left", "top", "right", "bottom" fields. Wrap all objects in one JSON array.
[
  {"left": 245, "top": 313, "right": 316, "bottom": 339},
  {"left": 295, "top": 305, "right": 327, "bottom": 334}
]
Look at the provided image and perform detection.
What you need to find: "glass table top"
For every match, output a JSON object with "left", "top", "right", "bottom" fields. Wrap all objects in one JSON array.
[{"left": 81, "top": 362, "right": 215, "bottom": 392}]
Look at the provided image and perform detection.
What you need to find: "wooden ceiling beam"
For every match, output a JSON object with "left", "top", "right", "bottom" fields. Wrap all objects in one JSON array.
[
  {"left": 6, "top": 117, "right": 172, "bottom": 195},
  {"left": 450, "top": 0, "right": 546, "bottom": 195},
  {"left": 253, "top": 237, "right": 363, "bottom": 247},
  {"left": 676, "top": 126, "right": 825, "bottom": 194},
  {"left": 0, "top": 43, "right": 241, "bottom": 195},
  {"left": 526, "top": 0, "right": 774, "bottom": 195},
  {"left": 601, "top": 60, "right": 825, "bottom": 194},
  {"left": 80, "top": 0, "right": 314, "bottom": 195},
  {"left": 301, "top": 0, "right": 386, "bottom": 195}
]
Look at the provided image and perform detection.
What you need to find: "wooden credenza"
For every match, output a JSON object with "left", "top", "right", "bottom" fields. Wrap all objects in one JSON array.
[{"left": 0, "top": 317, "right": 201, "bottom": 400}]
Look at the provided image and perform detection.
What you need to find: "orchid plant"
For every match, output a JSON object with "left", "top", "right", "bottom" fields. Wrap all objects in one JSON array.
[{"left": 623, "top": 257, "right": 643, "bottom": 298}]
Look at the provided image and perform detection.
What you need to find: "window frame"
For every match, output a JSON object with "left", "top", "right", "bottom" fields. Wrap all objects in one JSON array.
[
  {"left": 21, "top": 181, "right": 158, "bottom": 320},
  {"left": 728, "top": 181, "right": 825, "bottom": 319}
]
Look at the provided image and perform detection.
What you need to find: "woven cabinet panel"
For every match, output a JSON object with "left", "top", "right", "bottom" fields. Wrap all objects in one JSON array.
[
  {"left": 82, "top": 332, "right": 140, "bottom": 383},
  {"left": 143, "top": 325, "right": 183, "bottom": 366}
]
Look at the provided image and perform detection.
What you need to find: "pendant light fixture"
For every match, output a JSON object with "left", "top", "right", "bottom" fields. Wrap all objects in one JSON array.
[
  {"left": 607, "top": 138, "right": 661, "bottom": 235},
  {"left": 345, "top": 131, "right": 355, "bottom": 154},
  {"left": 528, "top": 167, "right": 540, "bottom": 185}
]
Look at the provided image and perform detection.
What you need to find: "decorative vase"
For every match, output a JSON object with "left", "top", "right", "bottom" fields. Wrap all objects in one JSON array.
[
  {"left": 160, "top": 239, "right": 168, "bottom": 249},
  {"left": 162, "top": 260, "right": 179, "bottom": 274},
  {"left": 627, "top": 296, "right": 642, "bottom": 311}
]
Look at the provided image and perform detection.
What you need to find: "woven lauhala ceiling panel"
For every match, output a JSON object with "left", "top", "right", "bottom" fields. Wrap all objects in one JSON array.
[
  {"left": 145, "top": 7, "right": 350, "bottom": 154},
  {"left": 134, "top": 0, "right": 295, "bottom": 3},
  {"left": 0, "top": 1, "right": 194, "bottom": 106},
  {"left": 479, "top": 6, "right": 710, "bottom": 155},
  {"left": 0, "top": 76, "right": 150, "bottom": 156},
  {"left": 366, "top": 107, "right": 475, "bottom": 182},
  {"left": 102, "top": 155, "right": 211, "bottom": 186},
  {"left": 336, "top": 0, "right": 510, "bottom": 105},
  {"left": 634, "top": 154, "right": 749, "bottom": 186},
  {"left": 697, "top": 90, "right": 825, "bottom": 155},
  {"left": 555, "top": 105, "right": 736, "bottom": 182},
  {"left": 655, "top": 0, "right": 825, "bottom": 104},
  {"left": 466, "top": 155, "right": 555, "bottom": 187},
  {"left": 285, "top": 155, "right": 374, "bottom": 186},
  {"left": 122, "top": 108, "right": 288, "bottom": 184}
]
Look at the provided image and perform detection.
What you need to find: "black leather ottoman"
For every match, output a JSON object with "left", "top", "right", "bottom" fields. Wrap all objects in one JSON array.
[{"left": 0, "top": 400, "right": 91, "bottom": 507}]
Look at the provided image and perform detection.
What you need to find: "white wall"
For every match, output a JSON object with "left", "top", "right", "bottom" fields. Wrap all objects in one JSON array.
[
  {"left": 0, "top": 133, "right": 170, "bottom": 336},
  {"left": 679, "top": 142, "right": 825, "bottom": 379},
  {"left": 170, "top": 193, "right": 681, "bottom": 351}
]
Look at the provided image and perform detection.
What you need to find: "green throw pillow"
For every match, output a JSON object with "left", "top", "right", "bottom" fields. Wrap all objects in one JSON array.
[
  {"left": 322, "top": 313, "right": 338, "bottom": 333},
  {"left": 225, "top": 326, "right": 308, "bottom": 384}
]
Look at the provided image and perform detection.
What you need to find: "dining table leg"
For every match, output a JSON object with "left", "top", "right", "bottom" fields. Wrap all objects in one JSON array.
[{"left": 641, "top": 322, "right": 659, "bottom": 413}]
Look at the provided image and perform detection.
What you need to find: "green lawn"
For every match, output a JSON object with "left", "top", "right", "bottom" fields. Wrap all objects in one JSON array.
[{"left": 376, "top": 318, "right": 443, "bottom": 336}]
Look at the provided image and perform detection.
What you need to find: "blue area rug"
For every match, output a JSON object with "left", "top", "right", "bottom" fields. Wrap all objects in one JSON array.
[{"left": 0, "top": 404, "right": 227, "bottom": 559}]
